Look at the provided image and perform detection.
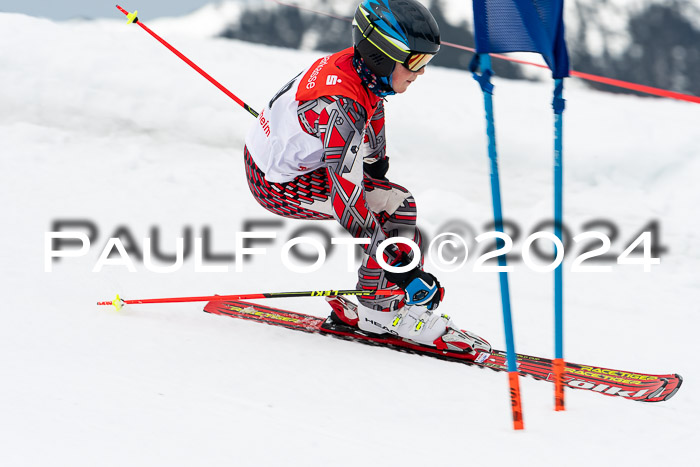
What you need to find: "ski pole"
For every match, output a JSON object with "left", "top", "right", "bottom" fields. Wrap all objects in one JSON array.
[
  {"left": 115, "top": 5, "right": 259, "bottom": 117},
  {"left": 98, "top": 289, "right": 405, "bottom": 311}
]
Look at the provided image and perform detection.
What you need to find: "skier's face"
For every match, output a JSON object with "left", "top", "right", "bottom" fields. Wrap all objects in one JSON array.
[{"left": 392, "top": 63, "right": 425, "bottom": 94}]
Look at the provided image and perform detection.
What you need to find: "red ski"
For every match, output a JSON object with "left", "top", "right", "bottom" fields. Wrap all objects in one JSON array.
[{"left": 203, "top": 300, "right": 682, "bottom": 403}]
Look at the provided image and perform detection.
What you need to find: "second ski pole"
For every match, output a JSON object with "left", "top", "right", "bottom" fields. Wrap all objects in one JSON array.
[{"left": 115, "top": 4, "right": 259, "bottom": 118}]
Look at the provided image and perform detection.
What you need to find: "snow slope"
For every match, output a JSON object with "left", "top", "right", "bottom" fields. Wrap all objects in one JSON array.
[{"left": 1, "top": 12, "right": 699, "bottom": 467}]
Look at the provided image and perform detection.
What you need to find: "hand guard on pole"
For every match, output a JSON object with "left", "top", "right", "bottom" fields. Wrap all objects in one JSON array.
[{"left": 383, "top": 252, "right": 445, "bottom": 310}]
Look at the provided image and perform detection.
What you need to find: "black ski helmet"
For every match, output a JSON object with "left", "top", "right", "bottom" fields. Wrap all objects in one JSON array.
[{"left": 353, "top": 0, "right": 441, "bottom": 77}]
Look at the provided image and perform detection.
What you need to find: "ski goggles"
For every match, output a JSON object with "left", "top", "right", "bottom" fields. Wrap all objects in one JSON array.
[
  {"left": 404, "top": 52, "right": 436, "bottom": 72},
  {"left": 353, "top": 10, "right": 438, "bottom": 73}
]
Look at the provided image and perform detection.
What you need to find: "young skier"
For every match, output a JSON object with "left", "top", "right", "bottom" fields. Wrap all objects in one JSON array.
[{"left": 244, "top": 0, "right": 490, "bottom": 354}]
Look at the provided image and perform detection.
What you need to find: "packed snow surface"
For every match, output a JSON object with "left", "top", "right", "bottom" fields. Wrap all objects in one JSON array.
[{"left": 1, "top": 12, "right": 699, "bottom": 467}]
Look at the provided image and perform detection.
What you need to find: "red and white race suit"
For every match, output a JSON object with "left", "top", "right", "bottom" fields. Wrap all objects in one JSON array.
[{"left": 245, "top": 48, "right": 422, "bottom": 312}]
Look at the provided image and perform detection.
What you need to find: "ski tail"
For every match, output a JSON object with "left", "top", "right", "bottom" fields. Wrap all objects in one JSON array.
[{"left": 204, "top": 300, "right": 324, "bottom": 332}]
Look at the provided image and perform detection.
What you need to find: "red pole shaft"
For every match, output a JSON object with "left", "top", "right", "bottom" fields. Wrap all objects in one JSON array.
[
  {"left": 97, "top": 289, "right": 404, "bottom": 307},
  {"left": 115, "top": 5, "right": 259, "bottom": 117}
]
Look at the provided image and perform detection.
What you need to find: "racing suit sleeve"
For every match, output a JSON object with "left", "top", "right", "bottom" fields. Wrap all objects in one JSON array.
[
  {"left": 299, "top": 95, "right": 399, "bottom": 264},
  {"left": 362, "top": 100, "right": 390, "bottom": 180}
]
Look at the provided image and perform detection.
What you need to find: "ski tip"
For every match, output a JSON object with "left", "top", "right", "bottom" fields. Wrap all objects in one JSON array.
[{"left": 663, "top": 373, "right": 683, "bottom": 401}]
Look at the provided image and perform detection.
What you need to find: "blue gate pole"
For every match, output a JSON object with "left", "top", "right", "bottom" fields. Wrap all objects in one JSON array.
[
  {"left": 472, "top": 54, "right": 523, "bottom": 429},
  {"left": 553, "top": 78, "right": 565, "bottom": 411}
]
